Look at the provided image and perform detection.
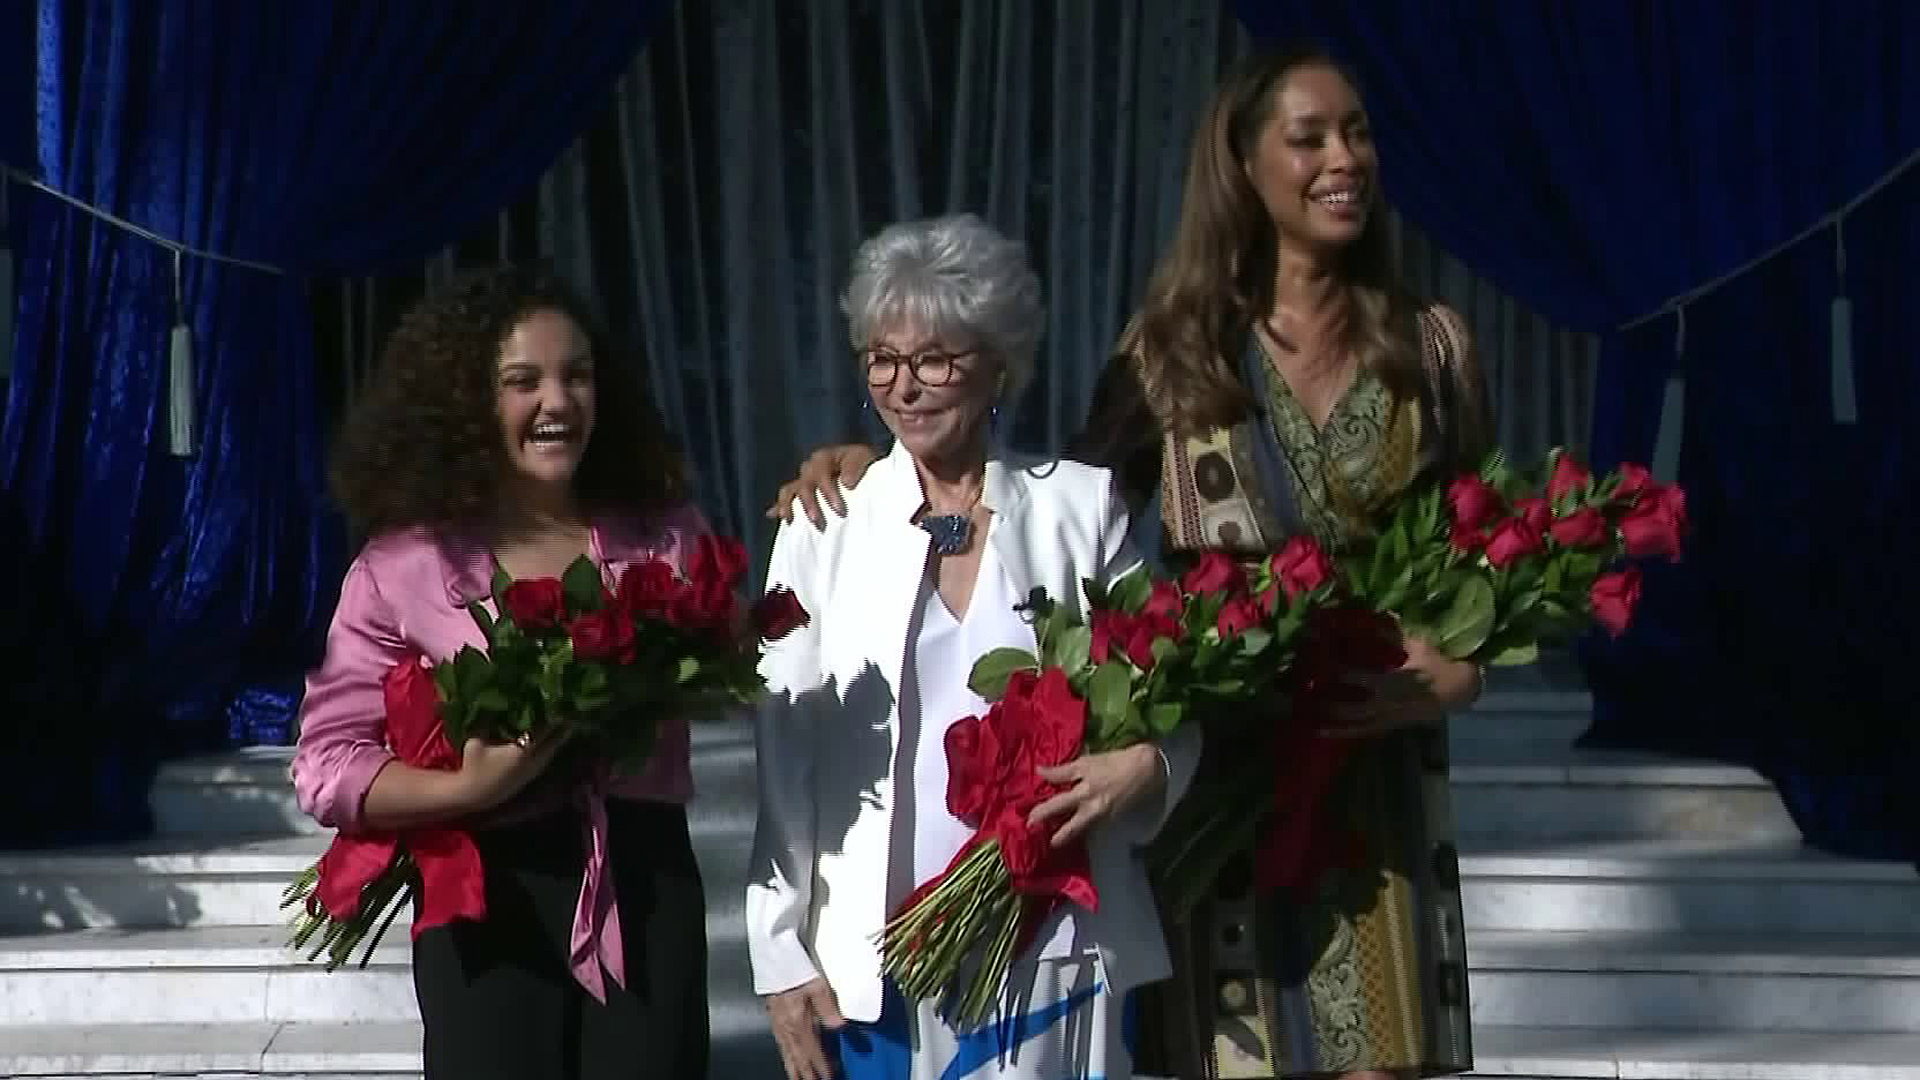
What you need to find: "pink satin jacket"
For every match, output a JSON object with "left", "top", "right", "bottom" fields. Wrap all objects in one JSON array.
[{"left": 291, "top": 504, "right": 707, "bottom": 1000}]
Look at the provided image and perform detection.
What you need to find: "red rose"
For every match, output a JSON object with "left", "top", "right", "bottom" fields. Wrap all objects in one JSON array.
[
  {"left": 569, "top": 609, "right": 636, "bottom": 663},
  {"left": 1018, "top": 667, "right": 1087, "bottom": 768},
  {"left": 1589, "top": 566, "right": 1642, "bottom": 637},
  {"left": 1610, "top": 462, "right": 1653, "bottom": 503},
  {"left": 1447, "top": 473, "right": 1503, "bottom": 530},
  {"left": 1513, "top": 497, "right": 1551, "bottom": 533},
  {"left": 1648, "top": 485, "right": 1689, "bottom": 534},
  {"left": 1089, "top": 610, "right": 1129, "bottom": 665},
  {"left": 687, "top": 534, "right": 750, "bottom": 590},
  {"left": 1548, "top": 506, "right": 1609, "bottom": 549},
  {"left": 616, "top": 559, "right": 681, "bottom": 619},
  {"left": 1619, "top": 499, "right": 1683, "bottom": 560},
  {"left": 1122, "top": 613, "right": 1182, "bottom": 670},
  {"left": 382, "top": 655, "right": 458, "bottom": 768},
  {"left": 1270, "top": 534, "right": 1335, "bottom": 602},
  {"left": 1180, "top": 552, "right": 1246, "bottom": 596},
  {"left": 943, "top": 713, "right": 1007, "bottom": 824},
  {"left": 1140, "top": 581, "right": 1184, "bottom": 620},
  {"left": 752, "top": 586, "right": 810, "bottom": 642},
  {"left": 1484, "top": 517, "right": 1546, "bottom": 569},
  {"left": 1547, "top": 454, "right": 1592, "bottom": 503},
  {"left": 1450, "top": 523, "right": 1490, "bottom": 552},
  {"left": 670, "top": 578, "right": 736, "bottom": 632},
  {"left": 1216, "top": 594, "right": 1264, "bottom": 638},
  {"left": 501, "top": 578, "right": 565, "bottom": 630}
]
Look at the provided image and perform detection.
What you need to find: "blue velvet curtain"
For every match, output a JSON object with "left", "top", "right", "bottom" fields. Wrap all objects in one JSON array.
[
  {"left": 1229, "top": 0, "right": 1920, "bottom": 860},
  {"left": 0, "top": 0, "right": 658, "bottom": 846}
]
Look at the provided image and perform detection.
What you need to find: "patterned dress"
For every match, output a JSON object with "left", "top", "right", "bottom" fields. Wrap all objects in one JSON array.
[{"left": 1073, "top": 305, "right": 1491, "bottom": 1079}]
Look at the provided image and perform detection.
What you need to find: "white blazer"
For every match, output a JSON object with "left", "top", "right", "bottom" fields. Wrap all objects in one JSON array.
[{"left": 745, "top": 441, "right": 1203, "bottom": 1023}]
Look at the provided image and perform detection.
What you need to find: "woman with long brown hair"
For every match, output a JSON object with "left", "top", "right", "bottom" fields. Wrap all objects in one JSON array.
[{"left": 771, "top": 46, "right": 1490, "bottom": 1080}]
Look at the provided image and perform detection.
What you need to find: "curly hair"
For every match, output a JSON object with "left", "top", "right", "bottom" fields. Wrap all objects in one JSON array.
[{"left": 329, "top": 264, "right": 687, "bottom": 536}]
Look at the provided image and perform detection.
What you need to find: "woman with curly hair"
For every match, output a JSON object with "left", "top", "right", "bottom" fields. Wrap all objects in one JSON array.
[{"left": 291, "top": 264, "right": 709, "bottom": 1079}]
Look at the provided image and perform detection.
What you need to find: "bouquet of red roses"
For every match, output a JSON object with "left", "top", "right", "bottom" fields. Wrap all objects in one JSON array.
[
  {"left": 877, "top": 553, "right": 1318, "bottom": 1025},
  {"left": 1341, "top": 448, "right": 1683, "bottom": 664},
  {"left": 1151, "top": 450, "right": 1686, "bottom": 918},
  {"left": 281, "top": 535, "right": 808, "bottom": 970}
]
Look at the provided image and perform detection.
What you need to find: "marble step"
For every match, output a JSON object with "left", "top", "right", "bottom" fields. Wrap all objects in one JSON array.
[
  {"left": 1468, "top": 930, "right": 1920, "bottom": 1034},
  {"left": 2, "top": 1020, "right": 1917, "bottom": 1080},
  {"left": 0, "top": 828, "right": 758, "bottom": 932},
  {"left": 1460, "top": 838, "right": 1920, "bottom": 937},
  {"left": 7, "top": 834, "right": 1912, "bottom": 938},
  {"left": 1449, "top": 749, "right": 1797, "bottom": 842},
  {"left": 0, "top": 1016, "right": 782, "bottom": 1079},
  {"left": 151, "top": 733, "right": 759, "bottom": 839},
  {"left": 1462, "top": 1024, "right": 1920, "bottom": 1079},
  {"left": 0, "top": 912, "right": 758, "bottom": 1027}
]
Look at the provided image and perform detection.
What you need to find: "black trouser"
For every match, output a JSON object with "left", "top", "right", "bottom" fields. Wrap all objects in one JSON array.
[{"left": 412, "top": 800, "right": 710, "bottom": 1080}]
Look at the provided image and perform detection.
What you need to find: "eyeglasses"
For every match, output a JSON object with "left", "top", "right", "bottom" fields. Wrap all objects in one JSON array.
[{"left": 861, "top": 346, "right": 979, "bottom": 389}]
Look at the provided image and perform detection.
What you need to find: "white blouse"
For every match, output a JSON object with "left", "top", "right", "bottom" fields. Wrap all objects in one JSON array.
[{"left": 887, "top": 531, "right": 1078, "bottom": 957}]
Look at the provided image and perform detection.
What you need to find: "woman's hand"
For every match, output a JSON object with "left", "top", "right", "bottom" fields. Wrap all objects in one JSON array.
[
  {"left": 766, "top": 977, "right": 846, "bottom": 1080},
  {"left": 1029, "top": 744, "right": 1165, "bottom": 847},
  {"left": 1317, "top": 635, "right": 1479, "bottom": 738},
  {"left": 452, "top": 731, "right": 574, "bottom": 814},
  {"left": 766, "top": 444, "right": 881, "bottom": 528}
]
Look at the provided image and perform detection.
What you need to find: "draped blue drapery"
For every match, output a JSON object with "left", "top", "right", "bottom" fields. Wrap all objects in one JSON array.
[
  {"left": 0, "top": 0, "right": 658, "bottom": 846},
  {"left": 1229, "top": 0, "right": 1920, "bottom": 860}
]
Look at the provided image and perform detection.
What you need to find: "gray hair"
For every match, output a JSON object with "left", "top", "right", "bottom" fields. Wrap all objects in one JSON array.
[{"left": 841, "top": 213, "right": 1044, "bottom": 401}]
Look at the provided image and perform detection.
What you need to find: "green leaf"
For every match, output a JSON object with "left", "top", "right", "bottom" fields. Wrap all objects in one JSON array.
[
  {"left": 452, "top": 647, "right": 491, "bottom": 695},
  {"left": 1048, "top": 625, "right": 1093, "bottom": 676},
  {"left": 473, "top": 688, "right": 510, "bottom": 713},
  {"left": 677, "top": 656, "right": 701, "bottom": 684},
  {"left": 1484, "top": 639, "right": 1540, "bottom": 667},
  {"left": 968, "top": 647, "right": 1039, "bottom": 701},
  {"left": 1107, "top": 570, "right": 1151, "bottom": 614},
  {"left": 1087, "top": 662, "right": 1133, "bottom": 739},
  {"left": 489, "top": 567, "right": 514, "bottom": 613},
  {"left": 1146, "top": 701, "right": 1185, "bottom": 737},
  {"left": 1150, "top": 636, "right": 1180, "bottom": 668},
  {"left": 1433, "top": 573, "right": 1497, "bottom": 659},
  {"left": 1234, "top": 628, "right": 1273, "bottom": 656},
  {"left": 468, "top": 601, "right": 498, "bottom": 644},
  {"left": 562, "top": 556, "right": 605, "bottom": 615}
]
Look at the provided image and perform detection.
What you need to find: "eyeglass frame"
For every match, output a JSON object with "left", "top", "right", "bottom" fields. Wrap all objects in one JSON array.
[{"left": 858, "top": 344, "right": 983, "bottom": 389}]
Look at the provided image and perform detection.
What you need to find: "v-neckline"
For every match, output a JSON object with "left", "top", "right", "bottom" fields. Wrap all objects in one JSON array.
[{"left": 1254, "top": 326, "right": 1360, "bottom": 436}]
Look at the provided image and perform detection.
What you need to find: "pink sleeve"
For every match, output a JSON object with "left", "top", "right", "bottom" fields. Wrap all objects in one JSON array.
[{"left": 291, "top": 558, "right": 407, "bottom": 832}]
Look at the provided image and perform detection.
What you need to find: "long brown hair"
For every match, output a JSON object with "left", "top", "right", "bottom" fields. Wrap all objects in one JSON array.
[{"left": 1131, "top": 45, "right": 1425, "bottom": 434}]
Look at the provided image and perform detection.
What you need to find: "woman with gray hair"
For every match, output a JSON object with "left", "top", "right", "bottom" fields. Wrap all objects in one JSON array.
[{"left": 745, "top": 213, "right": 1201, "bottom": 1080}]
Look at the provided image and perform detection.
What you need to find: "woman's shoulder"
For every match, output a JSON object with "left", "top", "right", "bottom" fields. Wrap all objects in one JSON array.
[
  {"left": 1415, "top": 300, "right": 1473, "bottom": 355},
  {"left": 998, "top": 454, "right": 1117, "bottom": 514}
]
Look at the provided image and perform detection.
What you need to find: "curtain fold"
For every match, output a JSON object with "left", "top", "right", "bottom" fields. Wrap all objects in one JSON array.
[
  {"left": 0, "top": 0, "right": 656, "bottom": 846},
  {"left": 327, "top": 0, "right": 1593, "bottom": 580}
]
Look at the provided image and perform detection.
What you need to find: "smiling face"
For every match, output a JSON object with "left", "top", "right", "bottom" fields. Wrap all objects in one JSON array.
[
  {"left": 863, "top": 318, "right": 1000, "bottom": 468},
  {"left": 494, "top": 308, "right": 596, "bottom": 505},
  {"left": 1241, "top": 63, "right": 1377, "bottom": 256}
]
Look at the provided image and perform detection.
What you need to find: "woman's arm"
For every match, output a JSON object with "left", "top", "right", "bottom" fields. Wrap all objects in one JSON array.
[
  {"left": 292, "top": 559, "right": 561, "bottom": 832},
  {"left": 745, "top": 519, "right": 831, "bottom": 997},
  {"left": 1066, "top": 326, "right": 1165, "bottom": 512},
  {"left": 1031, "top": 474, "right": 1202, "bottom": 845}
]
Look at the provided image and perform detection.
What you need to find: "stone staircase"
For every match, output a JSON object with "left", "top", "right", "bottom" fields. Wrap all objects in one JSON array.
[{"left": 0, "top": 662, "right": 1916, "bottom": 1078}]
